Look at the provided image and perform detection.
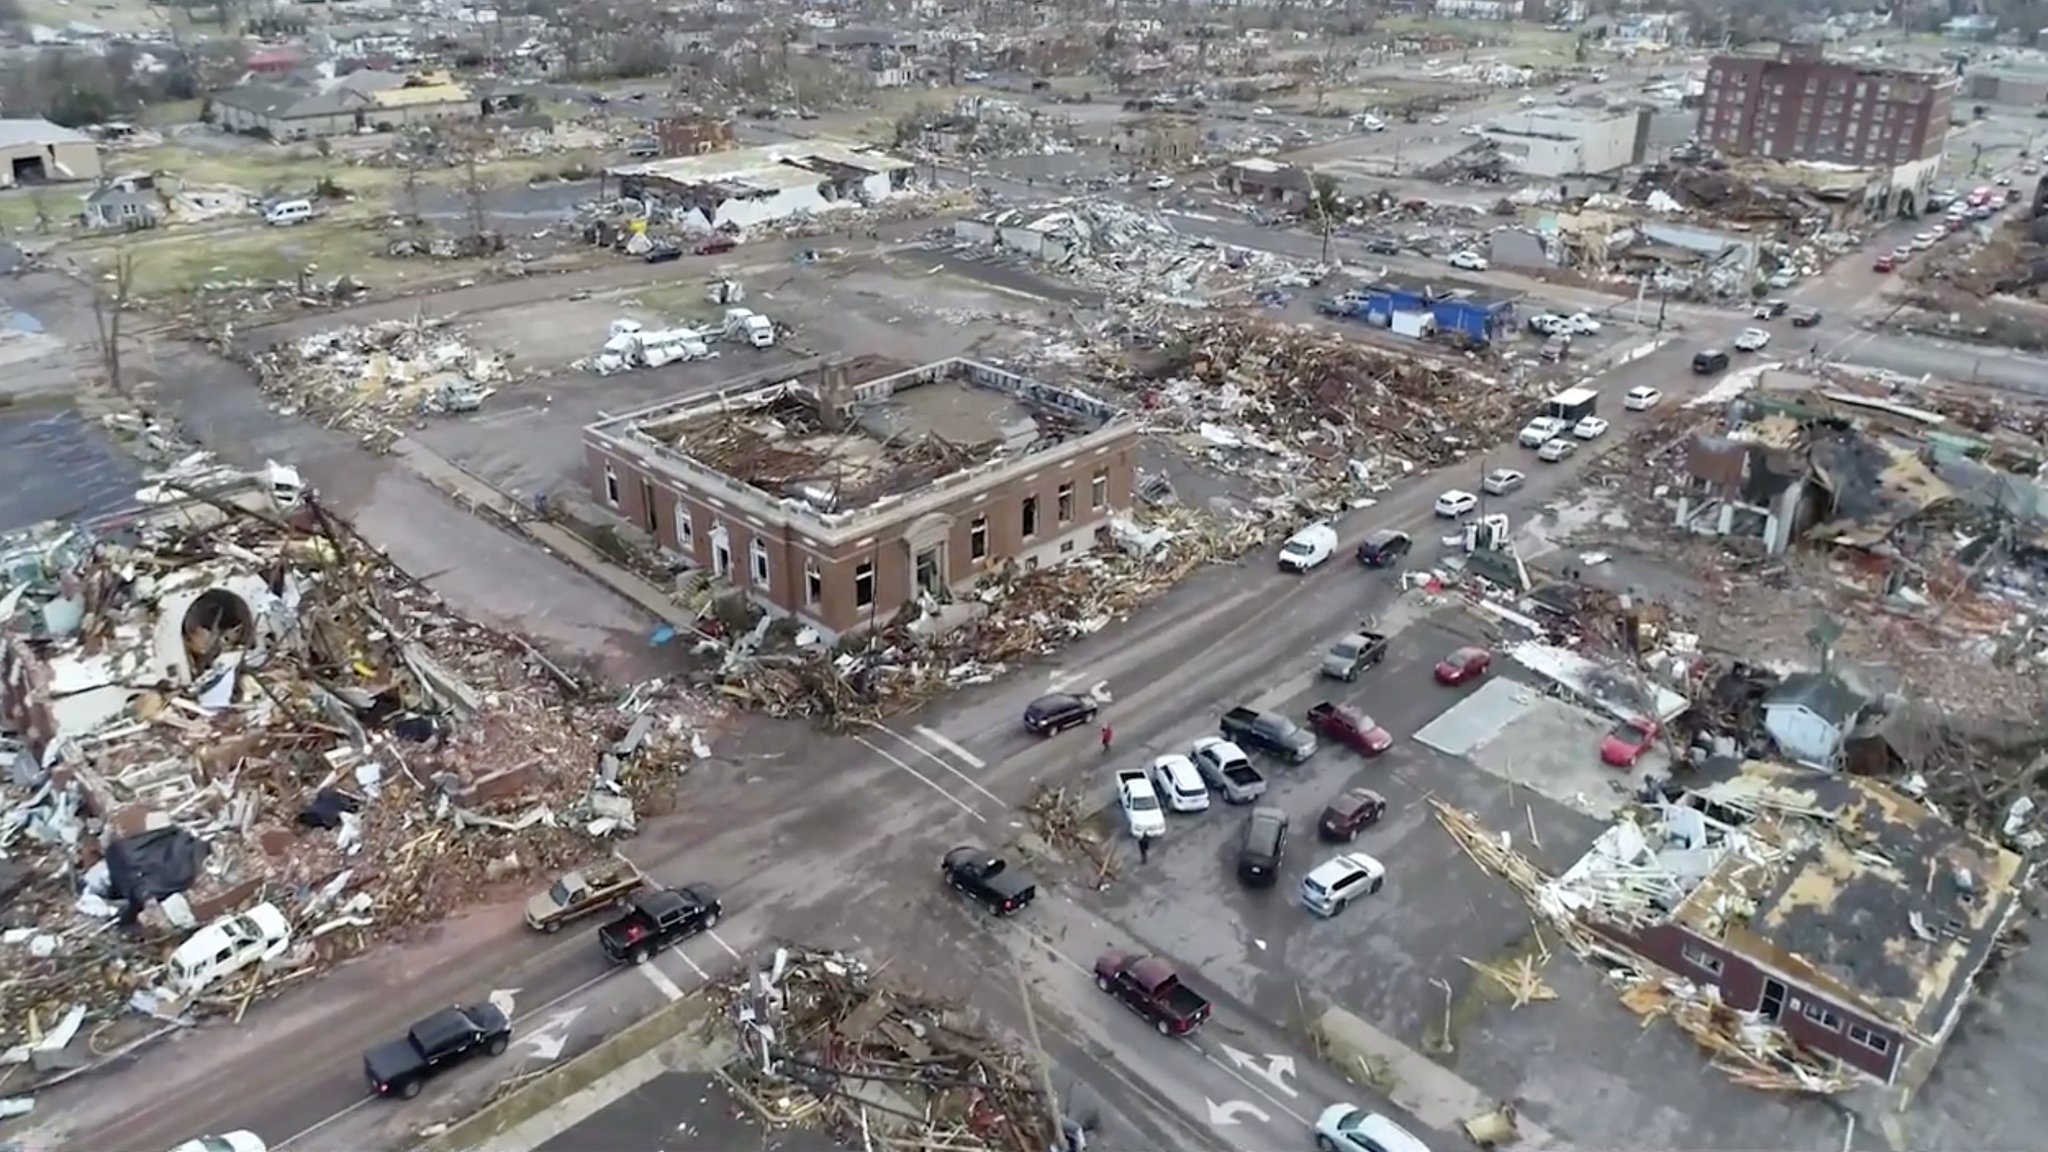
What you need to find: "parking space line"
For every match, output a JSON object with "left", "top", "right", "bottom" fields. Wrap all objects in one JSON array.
[
  {"left": 914, "top": 724, "right": 987, "bottom": 770},
  {"left": 671, "top": 947, "right": 709, "bottom": 980},
  {"left": 706, "top": 928, "right": 744, "bottom": 962},
  {"left": 869, "top": 727, "right": 1005, "bottom": 807},
  {"left": 853, "top": 734, "right": 988, "bottom": 822}
]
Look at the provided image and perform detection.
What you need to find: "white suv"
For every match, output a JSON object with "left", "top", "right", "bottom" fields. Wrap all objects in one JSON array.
[{"left": 1302, "top": 853, "right": 1386, "bottom": 917}]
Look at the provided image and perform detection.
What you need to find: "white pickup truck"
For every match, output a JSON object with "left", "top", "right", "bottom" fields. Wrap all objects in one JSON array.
[{"left": 1116, "top": 768, "right": 1167, "bottom": 839}]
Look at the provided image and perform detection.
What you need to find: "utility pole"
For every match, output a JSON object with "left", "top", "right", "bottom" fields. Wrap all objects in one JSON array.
[{"left": 1013, "top": 964, "right": 1067, "bottom": 1150}]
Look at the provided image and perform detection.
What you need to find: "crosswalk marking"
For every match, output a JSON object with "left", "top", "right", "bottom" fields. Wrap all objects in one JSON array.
[
  {"left": 639, "top": 961, "right": 685, "bottom": 1001},
  {"left": 874, "top": 726, "right": 1005, "bottom": 805},
  {"left": 915, "top": 724, "right": 987, "bottom": 770}
]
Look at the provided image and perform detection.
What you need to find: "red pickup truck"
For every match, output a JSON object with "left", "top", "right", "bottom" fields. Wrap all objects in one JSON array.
[
  {"left": 1093, "top": 951, "right": 1211, "bottom": 1036},
  {"left": 1306, "top": 702, "right": 1394, "bottom": 756}
]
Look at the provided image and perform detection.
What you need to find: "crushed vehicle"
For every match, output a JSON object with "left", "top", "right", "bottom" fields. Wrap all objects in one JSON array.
[
  {"left": 598, "top": 885, "right": 723, "bottom": 966},
  {"left": 1306, "top": 702, "right": 1394, "bottom": 756},
  {"left": 526, "top": 858, "right": 646, "bottom": 933},
  {"left": 1220, "top": 706, "right": 1318, "bottom": 763},
  {"left": 1320, "top": 628, "right": 1388, "bottom": 682},
  {"left": 942, "top": 846, "right": 1037, "bottom": 915},
  {"left": 1190, "top": 736, "right": 1267, "bottom": 803},
  {"left": 1093, "top": 951, "right": 1212, "bottom": 1035},
  {"left": 363, "top": 1002, "right": 511, "bottom": 1100}
]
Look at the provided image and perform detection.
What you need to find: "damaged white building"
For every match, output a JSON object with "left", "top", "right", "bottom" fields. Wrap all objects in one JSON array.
[{"left": 609, "top": 141, "right": 916, "bottom": 234}]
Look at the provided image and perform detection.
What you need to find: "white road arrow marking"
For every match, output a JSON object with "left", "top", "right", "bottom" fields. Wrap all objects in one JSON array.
[
  {"left": 1205, "top": 1098, "right": 1271, "bottom": 1127},
  {"left": 1218, "top": 1043, "right": 1299, "bottom": 1097},
  {"left": 519, "top": 1006, "right": 585, "bottom": 1062}
]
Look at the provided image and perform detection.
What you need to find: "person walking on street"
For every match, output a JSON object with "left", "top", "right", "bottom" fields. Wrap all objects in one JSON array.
[
  {"left": 1137, "top": 833, "right": 1151, "bottom": 864},
  {"left": 1100, "top": 723, "right": 1113, "bottom": 754}
]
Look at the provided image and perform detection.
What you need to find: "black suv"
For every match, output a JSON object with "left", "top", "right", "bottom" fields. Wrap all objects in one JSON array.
[
  {"left": 1691, "top": 348, "right": 1730, "bottom": 374},
  {"left": 1024, "top": 692, "right": 1097, "bottom": 736},
  {"left": 1236, "top": 807, "right": 1289, "bottom": 887},
  {"left": 1355, "top": 529, "right": 1412, "bottom": 568}
]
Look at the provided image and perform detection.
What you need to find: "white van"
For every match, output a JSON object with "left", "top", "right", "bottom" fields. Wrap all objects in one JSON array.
[{"left": 265, "top": 199, "right": 314, "bottom": 227}]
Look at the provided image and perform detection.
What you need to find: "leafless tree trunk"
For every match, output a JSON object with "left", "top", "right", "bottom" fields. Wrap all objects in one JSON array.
[
  {"left": 460, "top": 136, "right": 488, "bottom": 242},
  {"left": 91, "top": 249, "right": 136, "bottom": 395}
]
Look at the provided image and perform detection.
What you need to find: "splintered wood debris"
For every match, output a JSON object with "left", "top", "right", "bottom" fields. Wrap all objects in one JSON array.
[
  {"left": 1429, "top": 799, "right": 1854, "bottom": 1095},
  {"left": 0, "top": 449, "right": 714, "bottom": 1082},
  {"left": 712, "top": 947, "right": 1063, "bottom": 1152}
]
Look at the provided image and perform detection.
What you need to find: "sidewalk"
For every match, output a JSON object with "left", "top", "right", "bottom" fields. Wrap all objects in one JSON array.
[{"left": 396, "top": 442, "right": 699, "bottom": 633}]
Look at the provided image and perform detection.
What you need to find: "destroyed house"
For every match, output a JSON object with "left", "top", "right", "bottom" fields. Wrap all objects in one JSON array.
[
  {"left": 583, "top": 357, "right": 1139, "bottom": 638},
  {"left": 1675, "top": 426, "right": 1811, "bottom": 555},
  {"left": 609, "top": 143, "right": 915, "bottom": 232},
  {"left": 1552, "top": 762, "right": 2024, "bottom": 1087}
]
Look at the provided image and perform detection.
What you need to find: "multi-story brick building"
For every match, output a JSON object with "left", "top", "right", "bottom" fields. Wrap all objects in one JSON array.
[
  {"left": 1698, "top": 46, "right": 1954, "bottom": 170},
  {"left": 582, "top": 357, "right": 1139, "bottom": 639}
]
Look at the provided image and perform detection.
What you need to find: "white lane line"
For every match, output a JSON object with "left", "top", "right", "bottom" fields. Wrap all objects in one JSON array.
[
  {"left": 915, "top": 724, "right": 988, "bottom": 770},
  {"left": 706, "top": 928, "right": 744, "bottom": 962},
  {"left": 642, "top": 958, "right": 690, "bottom": 998},
  {"left": 872, "top": 725, "right": 1005, "bottom": 806},
  {"left": 854, "top": 734, "right": 987, "bottom": 822}
]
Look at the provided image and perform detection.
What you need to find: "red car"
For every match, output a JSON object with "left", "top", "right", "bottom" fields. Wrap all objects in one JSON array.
[
  {"left": 1872, "top": 254, "right": 1895, "bottom": 272},
  {"left": 1599, "top": 717, "right": 1659, "bottom": 767},
  {"left": 1319, "top": 787, "right": 1388, "bottom": 841},
  {"left": 1434, "top": 647, "right": 1491, "bottom": 686},
  {"left": 1306, "top": 702, "right": 1394, "bottom": 756}
]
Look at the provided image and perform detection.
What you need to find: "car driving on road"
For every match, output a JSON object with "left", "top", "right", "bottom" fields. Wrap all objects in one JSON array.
[
  {"left": 1481, "top": 468, "right": 1525, "bottom": 496},
  {"left": 1435, "top": 490, "right": 1477, "bottom": 518},
  {"left": 1734, "top": 327, "right": 1771, "bottom": 352},
  {"left": 1537, "top": 437, "right": 1576, "bottom": 463},
  {"left": 1354, "top": 529, "right": 1411, "bottom": 568},
  {"left": 1023, "top": 692, "right": 1097, "bottom": 736},
  {"left": 942, "top": 846, "right": 1037, "bottom": 915}
]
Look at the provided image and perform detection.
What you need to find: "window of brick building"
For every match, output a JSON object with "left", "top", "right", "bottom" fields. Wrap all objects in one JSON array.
[
  {"left": 1021, "top": 495, "right": 1039, "bottom": 539},
  {"left": 805, "top": 559, "right": 822, "bottom": 606},
  {"left": 1057, "top": 482, "right": 1074, "bottom": 523},
  {"left": 1092, "top": 470, "right": 1108, "bottom": 510},
  {"left": 970, "top": 515, "right": 988, "bottom": 560},
  {"left": 855, "top": 561, "right": 875, "bottom": 608}
]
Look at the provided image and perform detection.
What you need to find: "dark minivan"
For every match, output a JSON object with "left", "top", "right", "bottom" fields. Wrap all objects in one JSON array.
[
  {"left": 1236, "top": 807, "right": 1290, "bottom": 887},
  {"left": 1024, "top": 692, "right": 1098, "bottom": 736},
  {"left": 1355, "top": 529, "right": 1413, "bottom": 568},
  {"left": 1691, "top": 348, "right": 1730, "bottom": 375}
]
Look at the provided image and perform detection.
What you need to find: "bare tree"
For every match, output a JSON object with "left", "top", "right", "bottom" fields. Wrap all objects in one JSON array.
[
  {"left": 1305, "top": 171, "right": 1344, "bottom": 266},
  {"left": 91, "top": 249, "right": 136, "bottom": 394}
]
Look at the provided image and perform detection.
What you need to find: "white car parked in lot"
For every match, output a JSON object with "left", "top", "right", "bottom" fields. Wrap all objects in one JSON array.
[
  {"left": 1301, "top": 852, "right": 1387, "bottom": 917},
  {"left": 1149, "top": 754, "right": 1210, "bottom": 813},
  {"left": 1316, "top": 1104, "right": 1433, "bottom": 1152},
  {"left": 1734, "top": 327, "right": 1771, "bottom": 351},
  {"left": 1434, "top": 490, "right": 1478, "bottom": 518},
  {"left": 1573, "top": 415, "right": 1609, "bottom": 439},
  {"left": 1562, "top": 312, "right": 1601, "bottom": 335},
  {"left": 1624, "top": 386, "right": 1663, "bottom": 410},
  {"left": 1116, "top": 769, "right": 1167, "bottom": 839},
  {"left": 1446, "top": 250, "right": 1489, "bottom": 271},
  {"left": 1278, "top": 522, "right": 1339, "bottom": 572}
]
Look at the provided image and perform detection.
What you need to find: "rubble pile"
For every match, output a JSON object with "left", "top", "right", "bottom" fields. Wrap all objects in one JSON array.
[
  {"left": 940, "top": 198, "right": 1317, "bottom": 311},
  {"left": 1023, "top": 783, "right": 1114, "bottom": 881},
  {"left": 719, "top": 504, "right": 1275, "bottom": 725},
  {"left": 1119, "top": 319, "right": 1527, "bottom": 483},
  {"left": 0, "top": 473, "right": 709, "bottom": 1068},
  {"left": 714, "top": 945, "right": 1066, "bottom": 1152},
  {"left": 245, "top": 319, "right": 515, "bottom": 452}
]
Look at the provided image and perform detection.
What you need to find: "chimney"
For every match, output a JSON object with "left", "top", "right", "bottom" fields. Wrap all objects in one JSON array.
[{"left": 815, "top": 361, "right": 854, "bottom": 432}]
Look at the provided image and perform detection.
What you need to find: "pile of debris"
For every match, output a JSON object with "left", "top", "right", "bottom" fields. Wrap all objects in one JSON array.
[
  {"left": 1022, "top": 783, "right": 1115, "bottom": 882},
  {"left": 243, "top": 319, "right": 515, "bottom": 452},
  {"left": 939, "top": 198, "right": 1318, "bottom": 311},
  {"left": 0, "top": 461, "right": 710, "bottom": 1076},
  {"left": 715, "top": 503, "right": 1276, "bottom": 725},
  {"left": 1116, "top": 319, "right": 1527, "bottom": 483},
  {"left": 713, "top": 945, "right": 1070, "bottom": 1152}
]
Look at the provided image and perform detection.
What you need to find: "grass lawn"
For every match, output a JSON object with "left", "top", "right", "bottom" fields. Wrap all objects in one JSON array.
[
  {"left": 70, "top": 219, "right": 492, "bottom": 298},
  {"left": 1379, "top": 16, "right": 1581, "bottom": 67}
]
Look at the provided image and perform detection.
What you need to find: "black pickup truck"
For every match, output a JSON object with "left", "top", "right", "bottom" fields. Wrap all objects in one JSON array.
[
  {"left": 363, "top": 1002, "right": 511, "bottom": 1100},
  {"left": 942, "top": 846, "right": 1037, "bottom": 915},
  {"left": 1220, "top": 706, "right": 1318, "bottom": 763},
  {"left": 598, "top": 885, "right": 723, "bottom": 966}
]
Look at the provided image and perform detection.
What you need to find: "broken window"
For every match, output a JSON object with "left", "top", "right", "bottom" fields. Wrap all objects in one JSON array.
[
  {"left": 915, "top": 546, "right": 941, "bottom": 595},
  {"left": 805, "top": 559, "right": 822, "bottom": 606},
  {"left": 1021, "top": 495, "right": 1039, "bottom": 539},
  {"left": 970, "top": 515, "right": 988, "bottom": 561},
  {"left": 1801, "top": 1002, "right": 1842, "bottom": 1032},
  {"left": 603, "top": 463, "right": 619, "bottom": 506},
  {"left": 1847, "top": 1023, "right": 1890, "bottom": 1054},
  {"left": 1057, "top": 482, "right": 1074, "bottom": 523},
  {"left": 712, "top": 526, "right": 732, "bottom": 577},
  {"left": 855, "top": 560, "right": 875, "bottom": 608},
  {"left": 1680, "top": 943, "right": 1722, "bottom": 976},
  {"left": 749, "top": 537, "right": 769, "bottom": 585},
  {"left": 1092, "top": 469, "right": 1108, "bottom": 510},
  {"left": 678, "top": 507, "right": 694, "bottom": 550}
]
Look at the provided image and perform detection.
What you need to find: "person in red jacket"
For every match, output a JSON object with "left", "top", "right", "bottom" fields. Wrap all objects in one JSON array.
[{"left": 1100, "top": 723, "right": 1113, "bottom": 754}]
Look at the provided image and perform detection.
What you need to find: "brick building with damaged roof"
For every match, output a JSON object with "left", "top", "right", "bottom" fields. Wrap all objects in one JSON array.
[
  {"left": 581, "top": 356, "right": 1139, "bottom": 638},
  {"left": 1551, "top": 760, "right": 2025, "bottom": 1088}
]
